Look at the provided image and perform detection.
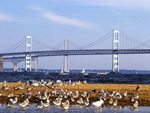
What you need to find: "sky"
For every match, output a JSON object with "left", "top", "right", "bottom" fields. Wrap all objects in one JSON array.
[{"left": 1, "top": 0, "right": 150, "bottom": 70}]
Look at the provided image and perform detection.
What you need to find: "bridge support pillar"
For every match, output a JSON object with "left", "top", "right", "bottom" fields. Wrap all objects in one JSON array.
[
  {"left": 13, "top": 63, "right": 18, "bottom": 72},
  {"left": 34, "top": 57, "right": 39, "bottom": 72},
  {"left": 64, "top": 40, "right": 69, "bottom": 73},
  {"left": 112, "top": 30, "right": 119, "bottom": 72},
  {"left": 25, "top": 36, "right": 32, "bottom": 72},
  {"left": 0, "top": 56, "right": 4, "bottom": 72}
]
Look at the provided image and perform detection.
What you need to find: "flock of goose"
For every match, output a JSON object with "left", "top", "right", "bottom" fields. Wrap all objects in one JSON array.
[{"left": 0, "top": 79, "right": 140, "bottom": 110}]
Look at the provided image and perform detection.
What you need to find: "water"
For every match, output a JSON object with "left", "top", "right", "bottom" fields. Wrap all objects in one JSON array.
[
  {"left": 0, "top": 71, "right": 150, "bottom": 112},
  {"left": 0, "top": 104, "right": 150, "bottom": 113},
  {"left": 0, "top": 72, "right": 150, "bottom": 84}
]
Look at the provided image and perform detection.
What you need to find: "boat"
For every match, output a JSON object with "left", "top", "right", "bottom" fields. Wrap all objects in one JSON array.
[
  {"left": 97, "top": 72, "right": 108, "bottom": 75},
  {"left": 59, "top": 69, "right": 70, "bottom": 75},
  {"left": 81, "top": 68, "right": 89, "bottom": 75}
]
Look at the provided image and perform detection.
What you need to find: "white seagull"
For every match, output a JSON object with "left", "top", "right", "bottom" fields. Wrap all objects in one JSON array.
[
  {"left": 133, "top": 101, "right": 138, "bottom": 108},
  {"left": 19, "top": 98, "right": 29, "bottom": 107}
]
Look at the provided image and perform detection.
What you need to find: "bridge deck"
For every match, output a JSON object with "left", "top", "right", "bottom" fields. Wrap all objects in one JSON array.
[{"left": 1, "top": 49, "right": 150, "bottom": 58}]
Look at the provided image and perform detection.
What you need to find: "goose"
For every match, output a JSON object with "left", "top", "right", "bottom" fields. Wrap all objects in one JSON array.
[{"left": 92, "top": 98, "right": 104, "bottom": 107}]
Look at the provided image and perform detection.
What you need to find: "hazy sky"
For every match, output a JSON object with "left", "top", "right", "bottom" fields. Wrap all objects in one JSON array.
[{"left": 1, "top": 0, "right": 150, "bottom": 70}]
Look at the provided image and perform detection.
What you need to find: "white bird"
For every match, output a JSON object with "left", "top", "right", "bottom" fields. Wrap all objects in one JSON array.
[
  {"left": 11, "top": 96, "right": 18, "bottom": 104},
  {"left": 109, "top": 98, "right": 113, "bottom": 105},
  {"left": 40, "top": 93, "right": 47, "bottom": 100},
  {"left": 37, "top": 100, "right": 43, "bottom": 109},
  {"left": 77, "top": 98, "right": 84, "bottom": 104},
  {"left": 0, "top": 91, "right": 2, "bottom": 96},
  {"left": 53, "top": 98, "right": 61, "bottom": 106},
  {"left": 72, "top": 91, "right": 79, "bottom": 98},
  {"left": 35, "top": 91, "right": 41, "bottom": 98},
  {"left": 2, "top": 83, "right": 9, "bottom": 90},
  {"left": 62, "top": 100, "right": 70, "bottom": 110},
  {"left": 113, "top": 100, "right": 117, "bottom": 106},
  {"left": 81, "top": 91, "right": 87, "bottom": 97},
  {"left": 130, "top": 97, "right": 135, "bottom": 102},
  {"left": 7, "top": 91, "right": 13, "bottom": 98},
  {"left": 6, "top": 99, "right": 13, "bottom": 107},
  {"left": 19, "top": 85, "right": 24, "bottom": 89},
  {"left": 84, "top": 98, "right": 89, "bottom": 106},
  {"left": 70, "top": 96, "right": 75, "bottom": 102},
  {"left": 133, "top": 101, "right": 138, "bottom": 108},
  {"left": 133, "top": 93, "right": 139, "bottom": 99},
  {"left": 43, "top": 97, "right": 50, "bottom": 108},
  {"left": 92, "top": 98, "right": 104, "bottom": 107},
  {"left": 42, "top": 89, "right": 48, "bottom": 95},
  {"left": 19, "top": 98, "right": 29, "bottom": 107}
]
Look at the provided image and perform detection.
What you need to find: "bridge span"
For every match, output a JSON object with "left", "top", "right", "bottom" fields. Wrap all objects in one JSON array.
[
  {"left": 1, "top": 49, "right": 150, "bottom": 57},
  {"left": 1, "top": 30, "right": 150, "bottom": 73},
  {"left": 1, "top": 49, "right": 150, "bottom": 72}
]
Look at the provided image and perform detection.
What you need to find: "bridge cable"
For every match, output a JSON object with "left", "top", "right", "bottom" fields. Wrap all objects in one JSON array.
[
  {"left": 54, "top": 41, "right": 64, "bottom": 50},
  {"left": 120, "top": 31, "right": 150, "bottom": 48},
  {"left": 69, "top": 41, "right": 85, "bottom": 50},
  {"left": 132, "top": 39, "right": 150, "bottom": 49},
  {"left": 32, "top": 37, "right": 56, "bottom": 50},
  {"left": 3, "top": 37, "right": 25, "bottom": 53},
  {"left": 81, "top": 31, "right": 112, "bottom": 49}
]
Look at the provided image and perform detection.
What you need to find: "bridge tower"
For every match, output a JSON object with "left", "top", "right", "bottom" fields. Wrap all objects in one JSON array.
[
  {"left": 64, "top": 40, "right": 69, "bottom": 73},
  {"left": 25, "top": 36, "right": 32, "bottom": 71},
  {"left": 112, "top": 30, "right": 119, "bottom": 72}
]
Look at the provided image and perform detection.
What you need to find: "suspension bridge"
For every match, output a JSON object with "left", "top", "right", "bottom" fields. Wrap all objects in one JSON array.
[{"left": 1, "top": 30, "right": 150, "bottom": 73}]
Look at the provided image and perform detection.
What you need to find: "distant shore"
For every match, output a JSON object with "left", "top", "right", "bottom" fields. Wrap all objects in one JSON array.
[{"left": 0, "top": 82, "right": 150, "bottom": 106}]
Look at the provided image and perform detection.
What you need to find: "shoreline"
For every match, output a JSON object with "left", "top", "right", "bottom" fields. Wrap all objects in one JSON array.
[{"left": 0, "top": 82, "right": 150, "bottom": 106}]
